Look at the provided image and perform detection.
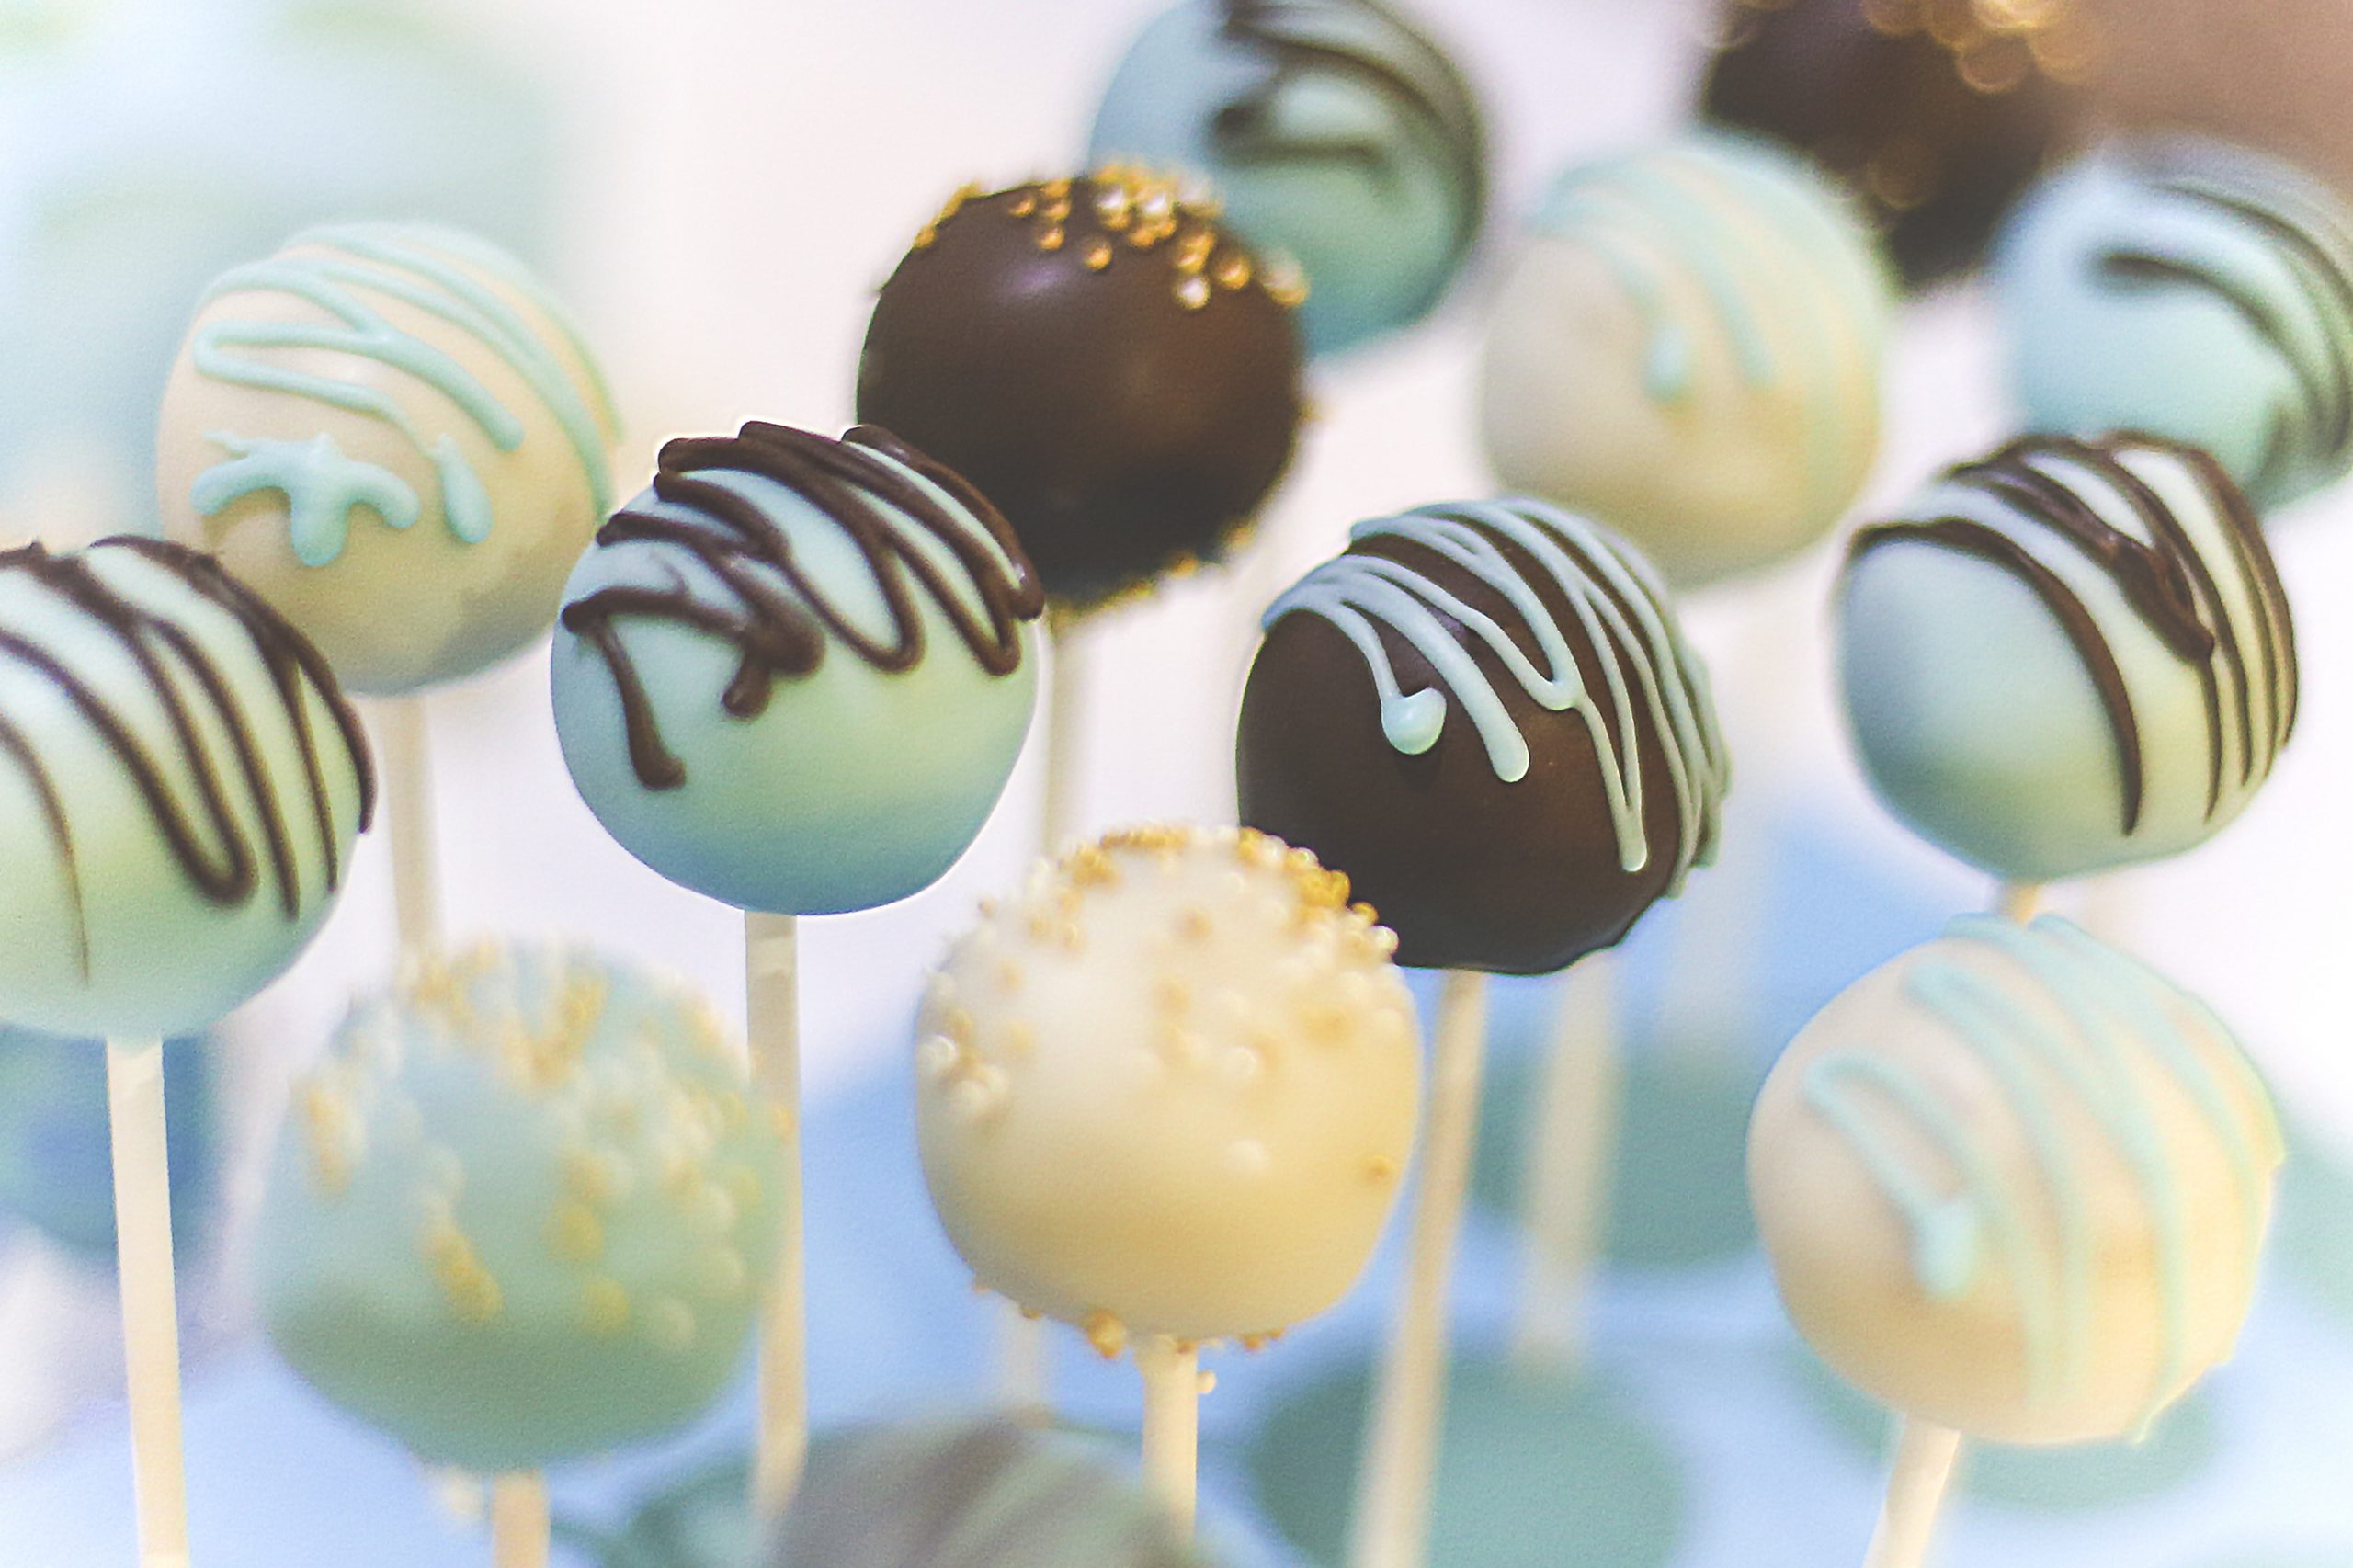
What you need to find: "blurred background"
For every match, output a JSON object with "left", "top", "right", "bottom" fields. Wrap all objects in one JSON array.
[{"left": 0, "top": 0, "right": 2349, "bottom": 1563}]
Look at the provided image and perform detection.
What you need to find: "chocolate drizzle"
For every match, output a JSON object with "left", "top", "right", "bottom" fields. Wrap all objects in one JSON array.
[
  {"left": 0, "top": 538, "right": 376, "bottom": 977},
  {"left": 1214, "top": 0, "right": 1485, "bottom": 251},
  {"left": 559, "top": 423, "right": 1046, "bottom": 792},
  {"left": 2096, "top": 164, "right": 2353, "bottom": 499},
  {"left": 1847, "top": 434, "right": 2295, "bottom": 835}
]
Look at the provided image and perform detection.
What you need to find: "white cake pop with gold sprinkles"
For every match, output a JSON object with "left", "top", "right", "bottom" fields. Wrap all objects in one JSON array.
[
  {"left": 1750, "top": 914, "right": 2281, "bottom": 1447},
  {"left": 256, "top": 943, "right": 787, "bottom": 1471},
  {"left": 916, "top": 824, "right": 1420, "bottom": 1356}
]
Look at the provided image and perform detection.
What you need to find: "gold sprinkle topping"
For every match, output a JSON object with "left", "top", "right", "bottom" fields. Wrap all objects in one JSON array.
[
  {"left": 1214, "top": 254, "right": 1254, "bottom": 290},
  {"left": 1038, "top": 225, "right": 1065, "bottom": 253},
  {"left": 548, "top": 1203, "right": 604, "bottom": 1262},
  {"left": 1176, "top": 277, "right": 1212, "bottom": 311},
  {"left": 1084, "top": 240, "right": 1115, "bottom": 271},
  {"left": 1085, "top": 1310, "right": 1129, "bottom": 1359},
  {"left": 582, "top": 1278, "right": 631, "bottom": 1335}
]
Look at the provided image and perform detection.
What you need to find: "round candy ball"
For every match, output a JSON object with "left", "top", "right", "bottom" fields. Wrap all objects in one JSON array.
[
  {"left": 857, "top": 168, "right": 1307, "bottom": 611},
  {"left": 1750, "top": 914, "right": 2281, "bottom": 1446},
  {"left": 916, "top": 825, "right": 1419, "bottom": 1353},
  {"left": 157, "top": 221, "right": 620, "bottom": 695},
  {"left": 257, "top": 943, "right": 789, "bottom": 1471},
  {"left": 1477, "top": 136, "right": 1891, "bottom": 588},
  {"left": 1699, "top": 0, "right": 2092, "bottom": 288},
  {"left": 552, "top": 422, "right": 1045, "bottom": 917},
  {"left": 0, "top": 537, "right": 373, "bottom": 1037},
  {"left": 1839, "top": 433, "right": 2297, "bottom": 885},
  {"left": 1087, "top": 0, "right": 1485, "bottom": 358},
  {"left": 1994, "top": 135, "right": 2353, "bottom": 510},
  {"left": 1238, "top": 498, "right": 1728, "bottom": 975}
]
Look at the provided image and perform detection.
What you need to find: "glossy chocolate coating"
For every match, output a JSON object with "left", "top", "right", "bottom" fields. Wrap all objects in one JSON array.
[
  {"left": 1699, "top": 0, "right": 2093, "bottom": 287},
  {"left": 857, "top": 171, "right": 1307, "bottom": 610},
  {"left": 1236, "top": 506, "right": 1723, "bottom": 975}
]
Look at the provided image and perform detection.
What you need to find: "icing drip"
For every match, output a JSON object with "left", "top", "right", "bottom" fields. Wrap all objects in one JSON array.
[
  {"left": 561, "top": 423, "right": 1046, "bottom": 792},
  {"left": 1802, "top": 914, "right": 2272, "bottom": 1435},
  {"left": 1847, "top": 434, "right": 2296, "bottom": 835},
  {"left": 189, "top": 222, "right": 617, "bottom": 562},
  {"left": 0, "top": 540, "right": 376, "bottom": 976},
  {"left": 1263, "top": 497, "right": 1726, "bottom": 884},
  {"left": 1212, "top": 0, "right": 1485, "bottom": 252},
  {"left": 2093, "top": 144, "right": 2353, "bottom": 499},
  {"left": 1531, "top": 140, "right": 1884, "bottom": 519}
]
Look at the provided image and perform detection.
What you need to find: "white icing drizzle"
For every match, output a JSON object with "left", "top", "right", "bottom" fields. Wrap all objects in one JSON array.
[{"left": 1263, "top": 497, "right": 1727, "bottom": 883}]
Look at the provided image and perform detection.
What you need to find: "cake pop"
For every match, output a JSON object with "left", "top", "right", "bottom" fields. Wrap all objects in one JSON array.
[
  {"left": 917, "top": 824, "right": 1417, "bottom": 1351},
  {"left": 156, "top": 221, "right": 620, "bottom": 696},
  {"left": 1477, "top": 136, "right": 1892, "bottom": 588},
  {"left": 856, "top": 168, "right": 1307, "bottom": 610},
  {"left": 1699, "top": 0, "right": 2095, "bottom": 287},
  {"left": 257, "top": 942, "right": 789, "bottom": 1471},
  {"left": 1839, "top": 433, "right": 2297, "bottom": 885},
  {"left": 1237, "top": 498, "right": 1729, "bottom": 974},
  {"left": 1994, "top": 135, "right": 2353, "bottom": 510},
  {"left": 918, "top": 824, "right": 1418, "bottom": 1530},
  {"left": 0, "top": 536, "right": 375, "bottom": 1038},
  {"left": 1751, "top": 915, "right": 2279, "bottom": 1558},
  {"left": 1088, "top": 0, "right": 1485, "bottom": 357},
  {"left": 551, "top": 420, "right": 1046, "bottom": 917}
]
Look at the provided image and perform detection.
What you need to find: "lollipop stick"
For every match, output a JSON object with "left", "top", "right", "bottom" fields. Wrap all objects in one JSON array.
[
  {"left": 1508, "top": 952, "right": 1620, "bottom": 1373},
  {"left": 1347, "top": 969, "right": 1490, "bottom": 1568},
  {"left": 376, "top": 696, "right": 440, "bottom": 953},
  {"left": 107, "top": 1037, "right": 189, "bottom": 1568},
  {"left": 1137, "top": 1336, "right": 1200, "bottom": 1537},
  {"left": 1996, "top": 882, "right": 2044, "bottom": 924},
  {"left": 745, "top": 911, "right": 807, "bottom": 1522},
  {"left": 489, "top": 1471, "right": 549, "bottom": 1568},
  {"left": 1862, "top": 1417, "right": 1962, "bottom": 1568}
]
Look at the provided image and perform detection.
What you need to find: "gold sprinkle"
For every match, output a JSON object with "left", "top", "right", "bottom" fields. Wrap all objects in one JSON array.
[
  {"left": 1010, "top": 192, "right": 1038, "bottom": 218},
  {"left": 1242, "top": 1333, "right": 1270, "bottom": 1353},
  {"left": 1085, "top": 1310, "right": 1128, "bottom": 1359},
  {"left": 548, "top": 1203, "right": 604, "bottom": 1262},
  {"left": 646, "top": 1298, "right": 697, "bottom": 1354},
  {"left": 1000, "top": 1020, "right": 1037, "bottom": 1060},
  {"left": 581, "top": 1278, "right": 631, "bottom": 1335},
  {"left": 1038, "top": 225, "right": 1066, "bottom": 252},
  {"left": 1176, "top": 277, "right": 1212, "bottom": 310},
  {"left": 1084, "top": 240, "right": 1115, "bottom": 271},
  {"left": 1155, "top": 975, "right": 1192, "bottom": 1015},
  {"left": 1366, "top": 1154, "right": 1401, "bottom": 1182},
  {"left": 1214, "top": 254, "right": 1254, "bottom": 290},
  {"left": 1174, "top": 907, "right": 1214, "bottom": 944}
]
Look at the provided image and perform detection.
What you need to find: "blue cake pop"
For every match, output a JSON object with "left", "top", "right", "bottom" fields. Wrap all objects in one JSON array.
[
  {"left": 1088, "top": 0, "right": 1485, "bottom": 357},
  {"left": 1995, "top": 134, "right": 2353, "bottom": 510},
  {"left": 0, "top": 1026, "right": 211, "bottom": 1256},
  {"left": 551, "top": 423, "right": 1045, "bottom": 916}
]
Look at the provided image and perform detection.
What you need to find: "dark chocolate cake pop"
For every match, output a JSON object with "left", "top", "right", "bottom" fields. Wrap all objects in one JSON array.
[
  {"left": 1236, "top": 498, "right": 1728, "bottom": 975},
  {"left": 857, "top": 168, "right": 1308, "bottom": 612},
  {"left": 1698, "top": 0, "right": 2096, "bottom": 287}
]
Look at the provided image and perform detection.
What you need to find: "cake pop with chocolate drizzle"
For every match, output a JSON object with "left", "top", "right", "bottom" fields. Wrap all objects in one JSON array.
[
  {"left": 1839, "top": 432, "right": 2297, "bottom": 884},
  {"left": 0, "top": 536, "right": 373, "bottom": 1037},
  {"left": 857, "top": 168, "right": 1307, "bottom": 611},
  {"left": 1237, "top": 497, "right": 1729, "bottom": 975},
  {"left": 551, "top": 421, "right": 1045, "bottom": 916}
]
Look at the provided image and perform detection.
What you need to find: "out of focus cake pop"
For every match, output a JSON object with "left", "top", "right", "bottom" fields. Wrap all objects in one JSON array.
[
  {"left": 1478, "top": 136, "right": 1891, "bottom": 587},
  {"left": 1752, "top": 913, "right": 2281, "bottom": 1446},
  {"left": 857, "top": 168, "right": 1306, "bottom": 610},
  {"left": 0, "top": 537, "right": 373, "bottom": 1037},
  {"left": 551, "top": 421, "right": 1045, "bottom": 917},
  {"left": 257, "top": 943, "right": 788, "bottom": 1471},
  {"left": 1839, "top": 433, "right": 2296, "bottom": 884},
  {"left": 157, "top": 221, "right": 620, "bottom": 694},
  {"left": 1995, "top": 135, "right": 2353, "bottom": 509},
  {"left": 916, "top": 824, "right": 1417, "bottom": 1351},
  {"left": 1088, "top": 0, "right": 1485, "bottom": 357},
  {"left": 1699, "top": 0, "right": 2096, "bottom": 287},
  {"left": 1238, "top": 498, "right": 1728, "bottom": 974}
]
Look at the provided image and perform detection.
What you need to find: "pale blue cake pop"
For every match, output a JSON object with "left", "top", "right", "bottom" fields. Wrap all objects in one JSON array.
[
  {"left": 0, "top": 1026, "right": 211, "bottom": 1256},
  {"left": 551, "top": 423, "right": 1045, "bottom": 917},
  {"left": 1995, "top": 134, "right": 2353, "bottom": 510},
  {"left": 1087, "top": 0, "right": 1485, "bottom": 357},
  {"left": 256, "top": 943, "right": 789, "bottom": 1471}
]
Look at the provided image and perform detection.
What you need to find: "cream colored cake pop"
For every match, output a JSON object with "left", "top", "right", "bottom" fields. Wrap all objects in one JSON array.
[
  {"left": 156, "top": 222, "right": 619, "bottom": 695},
  {"left": 1750, "top": 914, "right": 2280, "bottom": 1447},
  {"left": 915, "top": 824, "right": 1420, "bottom": 1354}
]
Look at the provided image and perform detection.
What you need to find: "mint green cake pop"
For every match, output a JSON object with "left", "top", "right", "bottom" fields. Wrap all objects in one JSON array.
[
  {"left": 551, "top": 422, "right": 1045, "bottom": 917},
  {"left": 0, "top": 537, "right": 373, "bottom": 1038},
  {"left": 256, "top": 943, "right": 789, "bottom": 1471}
]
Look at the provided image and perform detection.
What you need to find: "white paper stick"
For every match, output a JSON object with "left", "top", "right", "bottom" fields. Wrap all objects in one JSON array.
[
  {"left": 1862, "top": 1417, "right": 1963, "bottom": 1568},
  {"left": 489, "top": 1471, "right": 549, "bottom": 1568},
  {"left": 1508, "top": 951, "right": 1621, "bottom": 1372},
  {"left": 1137, "top": 1335, "right": 1201, "bottom": 1538},
  {"left": 107, "top": 1037, "right": 189, "bottom": 1568},
  {"left": 1347, "top": 968, "right": 1490, "bottom": 1568},
  {"left": 745, "top": 911, "right": 807, "bottom": 1523},
  {"left": 376, "top": 696, "right": 440, "bottom": 955}
]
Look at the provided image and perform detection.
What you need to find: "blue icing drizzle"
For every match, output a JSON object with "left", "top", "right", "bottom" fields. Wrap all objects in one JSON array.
[
  {"left": 1802, "top": 914, "right": 2272, "bottom": 1435},
  {"left": 191, "top": 433, "right": 421, "bottom": 568},
  {"left": 1264, "top": 497, "right": 1726, "bottom": 885},
  {"left": 189, "top": 222, "right": 612, "bottom": 563}
]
